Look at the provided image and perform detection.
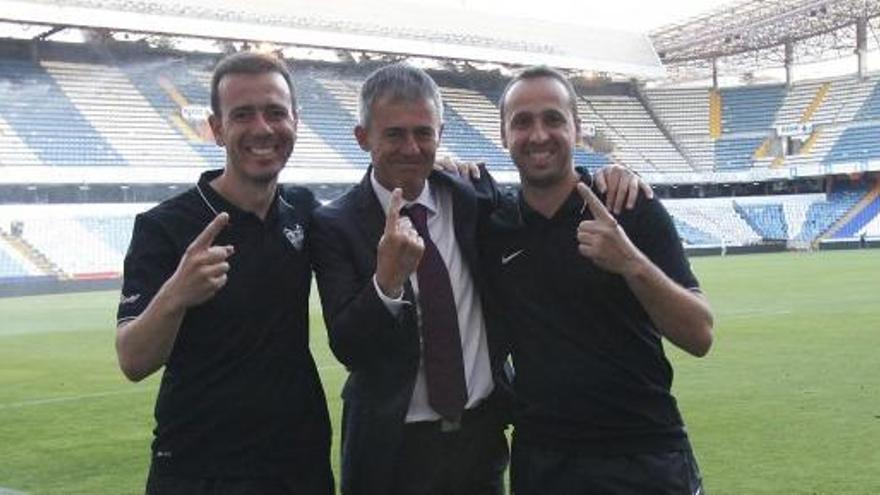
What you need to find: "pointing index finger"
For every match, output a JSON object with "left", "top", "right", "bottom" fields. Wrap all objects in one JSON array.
[
  {"left": 385, "top": 188, "right": 403, "bottom": 233},
  {"left": 576, "top": 182, "right": 615, "bottom": 223},
  {"left": 191, "top": 212, "right": 230, "bottom": 250}
]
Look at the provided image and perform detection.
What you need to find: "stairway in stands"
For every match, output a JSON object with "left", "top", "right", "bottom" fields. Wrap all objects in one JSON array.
[
  {"left": 825, "top": 183, "right": 880, "bottom": 239},
  {"left": 0, "top": 228, "right": 64, "bottom": 279}
]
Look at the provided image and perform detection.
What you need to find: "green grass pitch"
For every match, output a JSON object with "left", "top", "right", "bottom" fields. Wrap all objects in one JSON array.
[{"left": 0, "top": 250, "right": 878, "bottom": 494}]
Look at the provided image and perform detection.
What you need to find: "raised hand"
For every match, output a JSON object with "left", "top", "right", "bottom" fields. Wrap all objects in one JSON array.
[
  {"left": 165, "top": 212, "right": 234, "bottom": 309},
  {"left": 375, "top": 188, "right": 425, "bottom": 298},
  {"left": 434, "top": 155, "right": 482, "bottom": 180},
  {"left": 576, "top": 183, "right": 646, "bottom": 276},
  {"left": 593, "top": 163, "right": 653, "bottom": 215}
]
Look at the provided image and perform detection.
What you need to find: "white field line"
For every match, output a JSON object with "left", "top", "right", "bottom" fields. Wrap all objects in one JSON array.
[
  {"left": 0, "top": 388, "right": 152, "bottom": 410},
  {"left": 0, "top": 363, "right": 345, "bottom": 410},
  {"left": 723, "top": 308, "right": 793, "bottom": 318}
]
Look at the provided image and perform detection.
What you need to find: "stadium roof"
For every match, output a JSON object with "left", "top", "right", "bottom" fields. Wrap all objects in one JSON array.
[
  {"left": 0, "top": 0, "right": 664, "bottom": 78},
  {"left": 650, "top": 0, "right": 880, "bottom": 78}
]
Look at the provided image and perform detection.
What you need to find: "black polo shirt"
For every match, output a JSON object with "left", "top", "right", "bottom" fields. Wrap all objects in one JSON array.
[
  {"left": 478, "top": 169, "right": 699, "bottom": 456},
  {"left": 117, "top": 169, "right": 331, "bottom": 477}
]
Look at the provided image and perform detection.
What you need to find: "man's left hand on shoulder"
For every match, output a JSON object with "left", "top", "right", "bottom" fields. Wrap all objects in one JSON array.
[
  {"left": 592, "top": 163, "right": 653, "bottom": 215},
  {"left": 433, "top": 155, "right": 483, "bottom": 180}
]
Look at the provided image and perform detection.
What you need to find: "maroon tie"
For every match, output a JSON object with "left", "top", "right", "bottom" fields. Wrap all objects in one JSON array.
[{"left": 405, "top": 204, "right": 468, "bottom": 420}]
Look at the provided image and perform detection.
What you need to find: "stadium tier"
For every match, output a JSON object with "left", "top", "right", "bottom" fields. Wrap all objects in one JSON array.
[
  {"left": 0, "top": 187, "right": 875, "bottom": 283},
  {"left": 0, "top": 203, "right": 151, "bottom": 281},
  {"left": 0, "top": 40, "right": 878, "bottom": 287},
  {"left": 2, "top": 43, "right": 877, "bottom": 175}
]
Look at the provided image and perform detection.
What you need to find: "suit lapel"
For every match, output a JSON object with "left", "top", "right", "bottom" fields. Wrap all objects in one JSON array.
[{"left": 356, "top": 169, "right": 385, "bottom": 262}]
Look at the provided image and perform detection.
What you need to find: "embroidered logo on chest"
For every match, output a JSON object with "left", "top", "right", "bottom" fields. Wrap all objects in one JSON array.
[{"left": 283, "top": 224, "right": 305, "bottom": 251}]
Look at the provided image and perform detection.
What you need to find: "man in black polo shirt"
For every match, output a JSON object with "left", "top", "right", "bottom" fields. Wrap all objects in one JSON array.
[
  {"left": 481, "top": 66, "right": 715, "bottom": 494},
  {"left": 115, "top": 52, "right": 332, "bottom": 494}
]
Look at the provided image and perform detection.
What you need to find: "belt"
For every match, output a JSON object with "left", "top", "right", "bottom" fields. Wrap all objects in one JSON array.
[{"left": 405, "top": 399, "right": 493, "bottom": 434}]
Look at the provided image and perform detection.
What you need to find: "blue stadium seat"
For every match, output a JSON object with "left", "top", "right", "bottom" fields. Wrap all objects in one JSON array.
[
  {"left": 834, "top": 195, "right": 880, "bottom": 238},
  {"left": 798, "top": 188, "right": 866, "bottom": 242},
  {"left": 735, "top": 203, "right": 787, "bottom": 240},
  {"left": 119, "top": 59, "right": 224, "bottom": 166},
  {"left": 671, "top": 218, "right": 719, "bottom": 245},
  {"left": 713, "top": 137, "right": 763, "bottom": 170},
  {"left": 720, "top": 85, "right": 787, "bottom": 134},
  {"left": 0, "top": 246, "right": 33, "bottom": 278},
  {"left": 0, "top": 58, "right": 124, "bottom": 166},
  {"left": 826, "top": 125, "right": 880, "bottom": 163}
]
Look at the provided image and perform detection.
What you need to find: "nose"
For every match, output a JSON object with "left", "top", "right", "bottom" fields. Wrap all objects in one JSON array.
[
  {"left": 251, "top": 111, "right": 273, "bottom": 135},
  {"left": 400, "top": 132, "right": 421, "bottom": 155},
  {"left": 529, "top": 122, "right": 549, "bottom": 143}
]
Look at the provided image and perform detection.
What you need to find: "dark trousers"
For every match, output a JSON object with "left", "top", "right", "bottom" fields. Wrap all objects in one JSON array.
[
  {"left": 391, "top": 404, "right": 510, "bottom": 495},
  {"left": 145, "top": 463, "right": 335, "bottom": 495},
  {"left": 511, "top": 438, "right": 704, "bottom": 495}
]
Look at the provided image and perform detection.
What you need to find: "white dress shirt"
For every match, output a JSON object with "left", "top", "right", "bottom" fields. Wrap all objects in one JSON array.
[{"left": 370, "top": 172, "right": 494, "bottom": 422}]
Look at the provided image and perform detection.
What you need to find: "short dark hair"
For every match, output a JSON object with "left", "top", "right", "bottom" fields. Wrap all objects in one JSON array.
[
  {"left": 210, "top": 51, "right": 297, "bottom": 118},
  {"left": 499, "top": 65, "right": 581, "bottom": 134},
  {"left": 358, "top": 63, "right": 444, "bottom": 126}
]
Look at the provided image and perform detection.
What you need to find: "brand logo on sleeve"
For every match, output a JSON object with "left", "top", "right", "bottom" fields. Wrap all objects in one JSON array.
[{"left": 119, "top": 293, "right": 141, "bottom": 305}]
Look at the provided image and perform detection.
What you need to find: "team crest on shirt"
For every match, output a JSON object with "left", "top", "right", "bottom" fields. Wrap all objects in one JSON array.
[{"left": 283, "top": 224, "right": 305, "bottom": 251}]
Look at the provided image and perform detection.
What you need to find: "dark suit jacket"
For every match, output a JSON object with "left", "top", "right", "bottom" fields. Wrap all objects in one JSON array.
[{"left": 311, "top": 167, "right": 510, "bottom": 495}]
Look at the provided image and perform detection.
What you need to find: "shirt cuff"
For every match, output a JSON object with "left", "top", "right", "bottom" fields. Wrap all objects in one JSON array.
[{"left": 373, "top": 274, "right": 408, "bottom": 316}]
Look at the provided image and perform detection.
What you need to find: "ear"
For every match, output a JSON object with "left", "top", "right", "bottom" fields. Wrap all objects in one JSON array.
[
  {"left": 354, "top": 125, "right": 370, "bottom": 152},
  {"left": 437, "top": 123, "right": 444, "bottom": 144},
  {"left": 208, "top": 114, "right": 224, "bottom": 147},
  {"left": 500, "top": 123, "right": 508, "bottom": 149}
]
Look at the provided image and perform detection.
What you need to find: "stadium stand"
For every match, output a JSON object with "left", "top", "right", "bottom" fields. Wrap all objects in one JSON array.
[
  {"left": 735, "top": 202, "right": 788, "bottom": 241},
  {"left": 41, "top": 59, "right": 207, "bottom": 167},
  {"left": 779, "top": 193, "right": 823, "bottom": 241},
  {"left": 292, "top": 71, "right": 370, "bottom": 168},
  {"left": 0, "top": 204, "right": 151, "bottom": 279},
  {"left": 0, "top": 35, "right": 878, "bottom": 287},
  {"left": 858, "top": 211, "right": 880, "bottom": 237},
  {"left": 719, "top": 85, "right": 787, "bottom": 134},
  {"left": 582, "top": 93, "right": 692, "bottom": 173},
  {"left": 0, "top": 56, "right": 124, "bottom": 166},
  {"left": 658, "top": 188, "right": 875, "bottom": 247},
  {"left": 119, "top": 58, "right": 225, "bottom": 166},
  {"left": 0, "top": 236, "right": 40, "bottom": 278},
  {"left": 795, "top": 187, "right": 867, "bottom": 243},
  {"left": 834, "top": 194, "right": 880, "bottom": 238},
  {"left": 3, "top": 40, "right": 879, "bottom": 177},
  {"left": 0, "top": 114, "right": 44, "bottom": 166},
  {"left": 643, "top": 88, "right": 715, "bottom": 171},
  {"left": 664, "top": 197, "right": 763, "bottom": 246}
]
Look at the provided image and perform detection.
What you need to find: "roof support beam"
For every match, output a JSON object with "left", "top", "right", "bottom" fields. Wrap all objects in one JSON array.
[
  {"left": 784, "top": 39, "right": 794, "bottom": 87},
  {"left": 33, "top": 24, "right": 65, "bottom": 40},
  {"left": 856, "top": 16, "right": 868, "bottom": 79}
]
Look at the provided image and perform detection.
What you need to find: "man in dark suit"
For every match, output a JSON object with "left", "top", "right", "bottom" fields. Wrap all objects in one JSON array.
[
  {"left": 311, "top": 63, "right": 511, "bottom": 495},
  {"left": 311, "top": 63, "right": 647, "bottom": 495}
]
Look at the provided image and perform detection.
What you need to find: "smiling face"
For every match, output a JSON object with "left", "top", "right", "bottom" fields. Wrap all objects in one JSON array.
[
  {"left": 501, "top": 76, "right": 579, "bottom": 190},
  {"left": 355, "top": 95, "right": 442, "bottom": 200},
  {"left": 209, "top": 71, "right": 297, "bottom": 185}
]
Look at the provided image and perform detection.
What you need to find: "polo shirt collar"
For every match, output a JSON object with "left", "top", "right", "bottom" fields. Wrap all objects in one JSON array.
[
  {"left": 195, "top": 168, "right": 281, "bottom": 225},
  {"left": 518, "top": 168, "right": 594, "bottom": 224}
]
